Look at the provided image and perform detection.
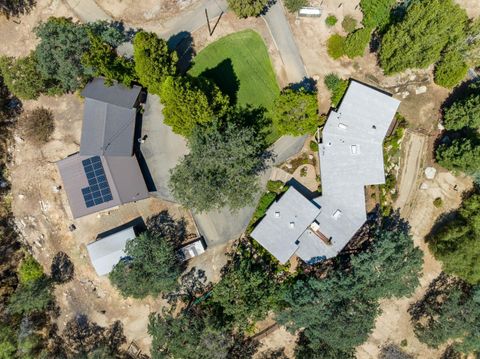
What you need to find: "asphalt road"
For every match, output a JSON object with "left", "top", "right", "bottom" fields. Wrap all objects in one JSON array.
[{"left": 262, "top": 1, "right": 307, "bottom": 84}]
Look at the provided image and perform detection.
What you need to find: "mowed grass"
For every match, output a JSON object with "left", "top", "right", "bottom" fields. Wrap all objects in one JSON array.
[{"left": 189, "top": 30, "right": 280, "bottom": 142}]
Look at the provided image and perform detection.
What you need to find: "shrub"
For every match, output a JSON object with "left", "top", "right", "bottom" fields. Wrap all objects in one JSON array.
[
  {"left": 436, "top": 138, "right": 480, "bottom": 174},
  {"left": 20, "top": 107, "right": 55, "bottom": 144},
  {"left": 310, "top": 140, "right": 319, "bottom": 151},
  {"left": 227, "top": 0, "right": 269, "bottom": 18},
  {"left": 344, "top": 27, "right": 372, "bottom": 58},
  {"left": 434, "top": 50, "right": 468, "bottom": 89},
  {"left": 324, "top": 73, "right": 348, "bottom": 107},
  {"left": 284, "top": 0, "right": 308, "bottom": 13},
  {"left": 18, "top": 254, "right": 44, "bottom": 284},
  {"left": 325, "top": 15, "right": 338, "bottom": 27},
  {"left": 327, "top": 34, "right": 346, "bottom": 59},
  {"left": 443, "top": 92, "right": 480, "bottom": 131},
  {"left": 342, "top": 15, "right": 357, "bottom": 33},
  {"left": 0, "top": 54, "right": 46, "bottom": 100},
  {"left": 266, "top": 180, "right": 284, "bottom": 194},
  {"left": 360, "top": 0, "right": 396, "bottom": 29},
  {"left": 433, "top": 197, "right": 443, "bottom": 208}
]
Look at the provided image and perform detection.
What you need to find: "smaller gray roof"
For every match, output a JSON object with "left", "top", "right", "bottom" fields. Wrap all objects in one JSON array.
[
  {"left": 250, "top": 187, "right": 321, "bottom": 263},
  {"left": 80, "top": 98, "right": 137, "bottom": 156},
  {"left": 81, "top": 78, "right": 141, "bottom": 109},
  {"left": 87, "top": 226, "right": 135, "bottom": 276}
]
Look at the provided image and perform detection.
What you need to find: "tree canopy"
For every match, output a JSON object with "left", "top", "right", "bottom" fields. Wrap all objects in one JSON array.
[
  {"left": 359, "top": 0, "right": 396, "bottom": 29},
  {"left": 344, "top": 27, "right": 372, "bottom": 58},
  {"left": 428, "top": 194, "right": 480, "bottom": 284},
  {"left": 133, "top": 31, "right": 178, "bottom": 94},
  {"left": 436, "top": 138, "right": 480, "bottom": 174},
  {"left": 277, "top": 220, "right": 422, "bottom": 356},
  {"left": 411, "top": 275, "right": 480, "bottom": 355},
  {"left": 227, "top": 0, "right": 269, "bottom": 18},
  {"left": 0, "top": 54, "right": 46, "bottom": 100},
  {"left": 379, "top": 0, "right": 468, "bottom": 74},
  {"left": 109, "top": 231, "right": 182, "bottom": 298},
  {"left": 272, "top": 87, "right": 319, "bottom": 136},
  {"left": 169, "top": 113, "right": 272, "bottom": 212},
  {"left": 434, "top": 50, "right": 468, "bottom": 89},
  {"left": 443, "top": 92, "right": 480, "bottom": 131},
  {"left": 160, "top": 75, "right": 230, "bottom": 137}
]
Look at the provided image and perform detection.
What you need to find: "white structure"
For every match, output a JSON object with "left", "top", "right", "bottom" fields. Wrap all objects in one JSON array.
[
  {"left": 87, "top": 226, "right": 136, "bottom": 275},
  {"left": 178, "top": 238, "right": 207, "bottom": 262},
  {"left": 298, "top": 7, "right": 322, "bottom": 17},
  {"left": 251, "top": 81, "right": 400, "bottom": 264}
]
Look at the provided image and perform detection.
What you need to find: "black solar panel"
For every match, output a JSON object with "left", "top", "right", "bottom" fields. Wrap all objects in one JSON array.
[{"left": 81, "top": 156, "right": 113, "bottom": 208}]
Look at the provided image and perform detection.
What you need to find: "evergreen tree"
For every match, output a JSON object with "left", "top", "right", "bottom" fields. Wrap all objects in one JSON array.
[
  {"left": 344, "top": 27, "right": 372, "bottom": 58},
  {"left": 133, "top": 31, "right": 178, "bottom": 94},
  {"left": 436, "top": 138, "right": 480, "bottom": 174},
  {"left": 434, "top": 50, "right": 468, "bottom": 89},
  {"left": 0, "top": 54, "right": 46, "bottom": 100},
  {"left": 227, "top": 0, "right": 269, "bottom": 18},
  {"left": 379, "top": 0, "right": 468, "bottom": 74},
  {"left": 360, "top": 0, "right": 396, "bottom": 29},
  {"left": 443, "top": 92, "right": 480, "bottom": 130}
]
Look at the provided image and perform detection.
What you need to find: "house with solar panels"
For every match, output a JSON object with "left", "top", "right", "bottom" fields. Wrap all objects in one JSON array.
[
  {"left": 251, "top": 81, "right": 400, "bottom": 264},
  {"left": 57, "top": 78, "right": 149, "bottom": 219}
]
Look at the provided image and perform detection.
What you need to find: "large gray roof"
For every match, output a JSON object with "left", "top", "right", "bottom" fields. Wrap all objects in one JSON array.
[
  {"left": 57, "top": 153, "right": 149, "bottom": 219},
  {"left": 80, "top": 79, "right": 141, "bottom": 157},
  {"left": 251, "top": 81, "right": 400, "bottom": 264},
  {"left": 87, "top": 226, "right": 135, "bottom": 276}
]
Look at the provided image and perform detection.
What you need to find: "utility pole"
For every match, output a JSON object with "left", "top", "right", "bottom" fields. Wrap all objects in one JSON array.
[{"left": 205, "top": 9, "right": 212, "bottom": 36}]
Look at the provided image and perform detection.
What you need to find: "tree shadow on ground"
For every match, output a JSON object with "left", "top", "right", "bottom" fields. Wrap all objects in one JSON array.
[
  {"left": 287, "top": 77, "right": 317, "bottom": 93},
  {"left": 168, "top": 31, "right": 195, "bottom": 74},
  {"left": 199, "top": 58, "right": 240, "bottom": 105},
  {"left": 0, "top": 0, "right": 36, "bottom": 19}
]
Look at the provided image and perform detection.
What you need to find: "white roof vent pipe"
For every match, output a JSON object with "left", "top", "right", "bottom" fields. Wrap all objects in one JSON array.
[
  {"left": 274, "top": 211, "right": 280, "bottom": 218},
  {"left": 289, "top": 222, "right": 295, "bottom": 228},
  {"left": 338, "top": 123, "right": 348, "bottom": 129}
]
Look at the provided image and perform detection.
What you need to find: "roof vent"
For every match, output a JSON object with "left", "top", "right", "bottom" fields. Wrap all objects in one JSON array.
[
  {"left": 333, "top": 210, "right": 342, "bottom": 220},
  {"left": 338, "top": 123, "right": 348, "bottom": 129},
  {"left": 372, "top": 125, "right": 377, "bottom": 129},
  {"left": 289, "top": 222, "right": 295, "bottom": 229},
  {"left": 350, "top": 145, "right": 358, "bottom": 155},
  {"left": 274, "top": 211, "right": 280, "bottom": 218}
]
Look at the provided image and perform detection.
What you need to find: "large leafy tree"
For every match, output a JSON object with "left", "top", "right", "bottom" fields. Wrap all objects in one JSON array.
[
  {"left": 272, "top": 87, "right": 319, "bottom": 136},
  {"left": 210, "top": 240, "right": 283, "bottom": 332},
  {"left": 82, "top": 31, "right": 137, "bottom": 87},
  {"left": 133, "top": 31, "right": 178, "bottom": 94},
  {"left": 109, "top": 232, "right": 182, "bottom": 298},
  {"left": 0, "top": 54, "right": 46, "bottom": 100},
  {"left": 227, "top": 0, "right": 268, "bottom": 18},
  {"left": 379, "top": 0, "right": 468, "bottom": 74},
  {"left": 278, "top": 222, "right": 422, "bottom": 356},
  {"left": 436, "top": 138, "right": 480, "bottom": 174},
  {"left": 169, "top": 112, "right": 272, "bottom": 212},
  {"left": 428, "top": 194, "right": 480, "bottom": 284},
  {"left": 7, "top": 276, "right": 53, "bottom": 315},
  {"left": 159, "top": 75, "right": 229, "bottom": 137},
  {"left": 412, "top": 276, "right": 480, "bottom": 355},
  {"left": 443, "top": 92, "right": 480, "bottom": 131}
]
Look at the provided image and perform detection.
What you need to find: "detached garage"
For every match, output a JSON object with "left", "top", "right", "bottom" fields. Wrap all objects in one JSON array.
[{"left": 87, "top": 226, "right": 136, "bottom": 276}]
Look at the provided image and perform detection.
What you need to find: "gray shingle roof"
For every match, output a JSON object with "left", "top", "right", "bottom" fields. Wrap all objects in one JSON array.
[
  {"left": 251, "top": 81, "right": 400, "bottom": 264},
  {"left": 87, "top": 226, "right": 135, "bottom": 276},
  {"left": 80, "top": 79, "right": 141, "bottom": 157}
]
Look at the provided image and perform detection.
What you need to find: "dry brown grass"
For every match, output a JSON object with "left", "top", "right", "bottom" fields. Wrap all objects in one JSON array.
[{"left": 19, "top": 107, "right": 54, "bottom": 144}]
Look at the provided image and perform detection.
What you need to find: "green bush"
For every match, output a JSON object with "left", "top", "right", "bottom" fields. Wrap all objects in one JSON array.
[
  {"left": 433, "top": 197, "right": 443, "bottom": 208},
  {"left": 360, "top": 0, "right": 396, "bottom": 29},
  {"left": 327, "top": 34, "right": 346, "bottom": 59},
  {"left": 0, "top": 54, "right": 46, "bottom": 100},
  {"left": 434, "top": 50, "right": 468, "bottom": 89},
  {"left": 342, "top": 15, "right": 357, "bottom": 33},
  {"left": 266, "top": 180, "right": 284, "bottom": 194},
  {"left": 310, "top": 140, "right": 319, "bottom": 151},
  {"left": 443, "top": 92, "right": 480, "bottom": 131},
  {"left": 284, "top": 0, "right": 308, "bottom": 13},
  {"left": 344, "top": 27, "right": 372, "bottom": 58},
  {"left": 227, "top": 0, "right": 269, "bottom": 18},
  {"left": 324, "top": 73, "right": 348, "bottom": 107},
  {"left": 325, "top": 15, "right": 338, "bottom": 27},
  {"left": 436, "top": 138, "right": 480, "bottom": 174},
  {"left": 18, "top": 254, "right": 44, "bottom": 284}
]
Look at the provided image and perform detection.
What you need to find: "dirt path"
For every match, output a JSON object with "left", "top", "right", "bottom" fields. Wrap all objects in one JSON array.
[{"left": 395, "top": 130, "right": 428, "bottom": 217}]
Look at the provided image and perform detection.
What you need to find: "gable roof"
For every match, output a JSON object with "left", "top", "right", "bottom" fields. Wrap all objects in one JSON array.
[
  {"left": 80, "top": 79, "right": 141, "bottom": 157},
  {"left": 251, "top": 81, "right": 400, "bottom": 264},
  {"left": 87, "top": 226, "right": 135, "bottom": 275},
  {"left": 57, "top": 153, "right": 149, "bottom": 219}
]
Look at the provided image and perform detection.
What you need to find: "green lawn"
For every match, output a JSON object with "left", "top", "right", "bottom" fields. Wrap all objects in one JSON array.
[{"left": 189, "top": 30, "right": 280, "bottom": 142}]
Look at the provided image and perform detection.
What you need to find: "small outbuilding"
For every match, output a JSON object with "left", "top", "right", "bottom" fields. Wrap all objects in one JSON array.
[{"left": 87, "top": 226, "right": 136, "bottom": 276}]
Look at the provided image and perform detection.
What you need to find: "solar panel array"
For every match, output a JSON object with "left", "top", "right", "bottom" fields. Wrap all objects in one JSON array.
[{"left": 81, "top": 156, "right": 113, "bottom": 208}]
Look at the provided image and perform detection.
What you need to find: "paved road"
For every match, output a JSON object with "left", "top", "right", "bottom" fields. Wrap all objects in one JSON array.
[
  {"left": 262, "top": 1, "right": 307, "bottom": 84},
  {"left": 64, "top": 0, "right": 112, "bottom": 21}
]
